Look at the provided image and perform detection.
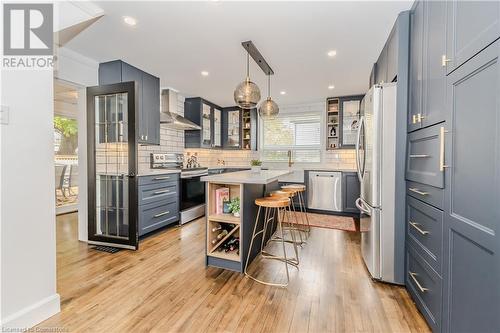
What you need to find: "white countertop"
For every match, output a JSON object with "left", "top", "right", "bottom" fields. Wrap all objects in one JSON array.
[{"left": 201, "top": 169, "right": 292, "bottom": 184}]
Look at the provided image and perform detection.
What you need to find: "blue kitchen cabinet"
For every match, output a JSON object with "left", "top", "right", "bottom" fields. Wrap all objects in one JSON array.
[
  {"left": 445, "top": 0, "right": 500, "bottom": 74},
  {"left": 441, "top": 39, "right": 500, "bottom": 333},
  {"left": 99, "top": 60, "right": 160, "bottom": 145}
]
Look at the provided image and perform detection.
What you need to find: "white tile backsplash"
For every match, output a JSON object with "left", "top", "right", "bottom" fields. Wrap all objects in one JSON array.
[{"left": 137, "top": 94, "right": 185, "bottom": 174}]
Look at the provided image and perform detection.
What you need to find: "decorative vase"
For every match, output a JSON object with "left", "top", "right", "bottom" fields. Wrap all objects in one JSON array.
[
  {"left": 223, "top": 201, "right": 231, "bottom": 214},
  {"left": 251, "top": 166, "right": 261, "bottom": 173},
  {"left": 233, "top": 211, "right": 240, "bottom": 217}
]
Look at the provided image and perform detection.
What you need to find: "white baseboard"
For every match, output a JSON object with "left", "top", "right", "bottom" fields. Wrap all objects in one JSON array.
[{"left": 2, "top": 294, "right": 60, "bottom": 329}]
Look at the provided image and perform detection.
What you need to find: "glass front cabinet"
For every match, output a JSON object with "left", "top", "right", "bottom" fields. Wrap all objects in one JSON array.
[{"left": 326, "top": 95, "right": 364, "bottom": 150}]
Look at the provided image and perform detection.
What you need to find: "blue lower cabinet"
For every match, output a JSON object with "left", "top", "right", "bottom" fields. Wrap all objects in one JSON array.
[
  {"left": 406, "top": 245, "right": 442, "bottom": 332},
  {"left": 139, "top": 201, "right": 179, "bottom": 236},
  {"left": 406, "top": 195, "right": 443, "bottom": 275},
  {"left": 138, "top": 175, "right": 180, "bottom": 236}
]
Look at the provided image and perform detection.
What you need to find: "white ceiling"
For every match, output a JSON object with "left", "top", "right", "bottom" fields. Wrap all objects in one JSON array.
[{"left": 65, "top": 1, "right": 413, "bottom": 107}]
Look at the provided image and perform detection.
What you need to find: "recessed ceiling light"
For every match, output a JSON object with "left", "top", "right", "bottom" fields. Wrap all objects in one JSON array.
[
  {"left": 328, "top": 85, "right": 335, "bottom": 90},
  {"left": 327, "top": 50, "right": 337, "bottom": 57},
  {"left": 123, "top": 16, "right": 137, "bottom": 26},
  {"left": 280, "top": 91, "right": 286, "bottom": 95},
  {"left": 201, "top": 71, "right": 209, "bottom": 76}
]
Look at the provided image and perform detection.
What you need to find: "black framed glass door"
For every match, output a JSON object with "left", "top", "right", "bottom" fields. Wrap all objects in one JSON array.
[{"left": 87, "top": 82, "right": 138, "bottom": 250}]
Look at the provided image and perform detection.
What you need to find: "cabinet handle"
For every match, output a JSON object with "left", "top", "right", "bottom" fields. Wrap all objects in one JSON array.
[
  {"left": 408, "top": 187, "right": 429, "bottom": 196},
  {"left": 153, "top": 176, "right": 171, "bottom": 180},
  {"left": 441, "top": 54, "right": 451, "bottom": 67},
  {"left": 439, "top": 126, "right": 450, "bottom": 171},
  {"left": 412, "top": 114, "right": 417, "bottom": 124},
  {"left": 409, "top": 221, "right": 429, "bottom": 235},
  {"left": 409, "top": 154, "right": 430, "bottom": 158},
  {"left": 145, "top": 135, "right": 148, "bottom": 140},
  {"left": 409, "top": 271, "right": 429, "bottom": 293},
  {"left": 154, "top": 211, "right": 170, "bottom": 218},
  {"left": 153, "top": 189, "right": 170, "bottom": 195},
  {"left": 417, "top": 113, "right": 425, "bottom": 123}
]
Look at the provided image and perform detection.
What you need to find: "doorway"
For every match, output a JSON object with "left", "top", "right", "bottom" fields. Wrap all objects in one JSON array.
[{"left": 54, "top": 79, "right": 82, "bottom": 215}]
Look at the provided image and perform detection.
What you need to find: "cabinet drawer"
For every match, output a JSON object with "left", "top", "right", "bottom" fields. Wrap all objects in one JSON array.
[
  {"left": 139, "top": 182, "right": 178, "bottom": 205},
  {"left": 406, "top": 124, "right": 444, "bottom": 188},
  {"left": 406, "top": 246, "right": 442, "bottom": 332},
  {"left": 406, "top": 196, "right": 443, "bottom": 274},
  {"left": 406, "top": 181, "right": 443, "bottom": 210},
  {"left": 138, "top": 173, "right": 179, "bottom": 186},
  {"left": 139, "top": 201, "right": 179, "bottom": 236}
]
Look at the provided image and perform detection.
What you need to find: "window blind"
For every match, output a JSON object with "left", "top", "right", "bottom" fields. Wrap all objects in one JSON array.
[{"left": 261, "top": 112, "right": 321, "bottom": 163}]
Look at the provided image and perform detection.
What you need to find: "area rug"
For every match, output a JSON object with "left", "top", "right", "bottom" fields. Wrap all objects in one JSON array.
[{"left": 290, "top": 211, "right": 358, "bottom": 232}]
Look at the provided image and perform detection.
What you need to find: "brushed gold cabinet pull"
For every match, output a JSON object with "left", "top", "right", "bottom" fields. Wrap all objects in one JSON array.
[
  {"left": 409, "top": 154, "right": 430, "bottom": 158},
  {"left": 412, "top": 114, "right": 417, "bottom": 124},
  {"left": 439, "top": 126, "right": 450, "bottom": 171},
  {"left": 409, "top": 271, "right": 429, "bottom": 293},
  {"left": 441, "top": 54, "right": 451, "bottom": 67},
  {"left": 417, "top": 113, "right": 425, "bottom": 123},
  {"left": 409, "top": 221, "right": 429, "bottom": 235},
  {"left": 408, "top": 188, "right": 429, "bottom": 196}
]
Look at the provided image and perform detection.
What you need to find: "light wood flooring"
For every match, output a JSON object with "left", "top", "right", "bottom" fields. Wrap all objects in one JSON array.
[{"left": 39, "top": 213, "right": 430, "bottom": 333}]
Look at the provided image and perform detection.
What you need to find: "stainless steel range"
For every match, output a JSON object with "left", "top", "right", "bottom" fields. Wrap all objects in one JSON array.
[{"left": 150, "top": 153, "right": 208, "bottom": 224}]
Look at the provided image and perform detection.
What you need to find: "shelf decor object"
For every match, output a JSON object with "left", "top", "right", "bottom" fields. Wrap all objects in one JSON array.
[
  {"left": 258, "top": 74, "right": 279, "bottom": 119},
  {"left": 234, "top": 52, "right": 261, "bottom": 109}
]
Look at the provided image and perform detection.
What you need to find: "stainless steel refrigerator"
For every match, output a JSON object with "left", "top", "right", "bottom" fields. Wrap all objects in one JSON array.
[{"left": 355, "top": 83, "right": 404, "bottom": 285}]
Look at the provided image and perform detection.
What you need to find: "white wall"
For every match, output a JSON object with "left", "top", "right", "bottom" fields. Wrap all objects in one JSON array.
[{"left": 0, "top": 70, "right": 60, "bottom": 327}]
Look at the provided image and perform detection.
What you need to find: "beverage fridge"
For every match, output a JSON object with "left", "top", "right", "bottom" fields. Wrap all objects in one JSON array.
[{"left": 355, "top": 83, "right": 405, "bottom": 285}]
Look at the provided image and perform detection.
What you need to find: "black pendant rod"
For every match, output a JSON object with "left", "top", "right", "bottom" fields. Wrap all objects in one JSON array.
[{"left": 242, "top": 40, "right": 274, "bottom": 76}]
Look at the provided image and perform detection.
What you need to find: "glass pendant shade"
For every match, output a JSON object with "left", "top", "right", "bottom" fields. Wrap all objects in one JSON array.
[
  {"left": 258, "top": 97, "right": 279, "bottom": 119},
  {"left": 234, "top": 52, "right": 261, "bottom": 109},
  {"left": 234, "top": 77, "right": 261, "bottom": 109}
]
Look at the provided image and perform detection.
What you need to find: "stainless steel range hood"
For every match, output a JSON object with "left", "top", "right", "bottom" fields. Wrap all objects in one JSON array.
[{"left": 160, "top": 89, "right": 201, "bottom": 130}]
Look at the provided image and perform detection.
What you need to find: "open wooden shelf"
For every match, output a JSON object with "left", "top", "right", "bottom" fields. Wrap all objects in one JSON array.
[{"left": 208, "top": 214, "right": 240, "bottom": 224}]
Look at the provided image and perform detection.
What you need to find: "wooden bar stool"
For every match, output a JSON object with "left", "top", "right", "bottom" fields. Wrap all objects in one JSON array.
[
  {"left": 244, "top": 196, "right": 298, "bottom": 287},
  {"left": 267, "top": 190, "right": 305, "bottom": 246},
  {"left": 281, "top": 184, "right": 311, "bottom": 235}
]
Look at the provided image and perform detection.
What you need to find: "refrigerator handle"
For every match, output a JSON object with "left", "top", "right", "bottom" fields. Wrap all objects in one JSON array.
[
  {"left": 355, "top": 116, "right": 365, "bottom": 183},
  {"left": 355, "top": 197, "right": 371, "bottom": 214}
]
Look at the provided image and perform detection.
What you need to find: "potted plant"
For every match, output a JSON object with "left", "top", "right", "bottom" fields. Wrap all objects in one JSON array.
[
  {"left": 250, "top": 159, "right": 262, "bottom": 173},
  {"left": 228, "top": 197, "right": 240, "bottom": 217}
]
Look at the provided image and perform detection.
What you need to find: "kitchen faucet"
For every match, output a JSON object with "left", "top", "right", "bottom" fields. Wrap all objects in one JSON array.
[{"left": 287, "top": 150, "right": 294, "bottom": 168}]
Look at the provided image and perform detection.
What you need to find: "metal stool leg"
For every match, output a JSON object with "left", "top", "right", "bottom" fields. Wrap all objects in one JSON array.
[
  {"left": 298, "top": 191, "right": 311, "bottom": 234},
  {"left": 245, "top": 206, "right": 291, "bottom": 288}
]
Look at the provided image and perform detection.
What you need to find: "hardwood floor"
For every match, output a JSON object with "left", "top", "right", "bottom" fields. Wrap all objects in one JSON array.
[{"left": 39, "top": 213, "right": 430, "bottom": 333}]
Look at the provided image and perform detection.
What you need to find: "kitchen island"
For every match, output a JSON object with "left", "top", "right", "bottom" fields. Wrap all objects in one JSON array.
[{"left": 200, "top": 170, "right": 291, "bottom": 272}]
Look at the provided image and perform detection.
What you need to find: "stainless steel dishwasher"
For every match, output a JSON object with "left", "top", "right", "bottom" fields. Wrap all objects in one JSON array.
[{"left": 308, "top": 171, "right": 342, "bottom": 211}]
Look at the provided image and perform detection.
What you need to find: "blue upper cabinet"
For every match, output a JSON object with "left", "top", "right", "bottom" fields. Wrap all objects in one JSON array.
[
  {"left": 184, "top": 97, "right": 223, "bottom": 149},
  {"left": 409, "top": 1, "right": 448, "bottom": 131},
  {"left": 408, "top": 0, "right": 424, "bottom": 132},
  {"left": 99, "top": 60, "right": 160, "bottom": 145},
  {"left": 423, "top": 0, "right": 447, "bottom": 128},
  {"left": 445, "top": 0, "right": 500, "bottom": 75}
]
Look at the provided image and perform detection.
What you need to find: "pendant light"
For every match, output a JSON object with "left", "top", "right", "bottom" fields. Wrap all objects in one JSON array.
[
  {"left": 234, "top": 52, "right": 261, "bottom": 109},
  {"left": 258, "top": 73, "right": 279, "bottom": 120}
]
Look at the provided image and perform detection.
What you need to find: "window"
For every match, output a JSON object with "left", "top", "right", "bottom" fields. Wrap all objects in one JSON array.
[{"left": 261, "top": 112, "right": 321, "bottom": 163}]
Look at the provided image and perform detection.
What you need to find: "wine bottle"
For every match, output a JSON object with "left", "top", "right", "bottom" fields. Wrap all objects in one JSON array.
[
  {"left": 211, "top": 229, "right": 228, "bottom": 244},
  {"left": 211, "top": 223, "right": 222, "bottom": 232}
]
